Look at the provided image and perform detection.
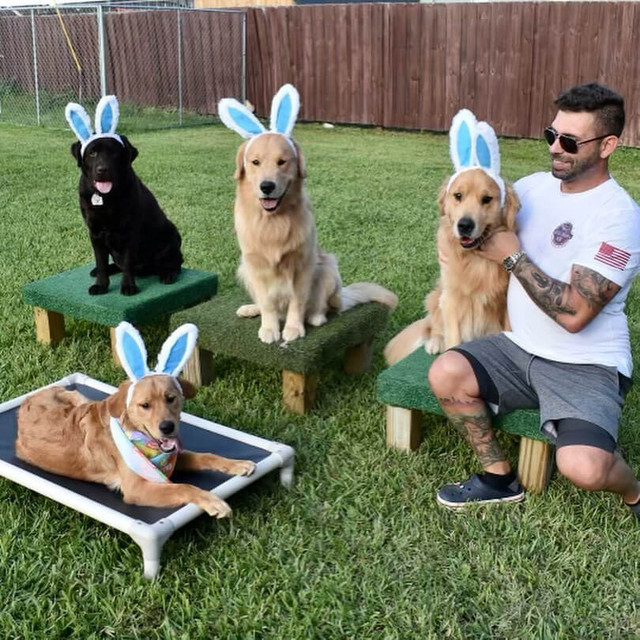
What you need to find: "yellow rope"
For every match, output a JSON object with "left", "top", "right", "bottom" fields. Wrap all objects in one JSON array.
[{"left": 54, "top": 4, "right": 82, "bottom": 73}]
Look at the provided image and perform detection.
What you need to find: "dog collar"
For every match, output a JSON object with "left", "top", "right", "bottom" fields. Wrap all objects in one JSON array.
[
  {"left": 446, "top": 167, "right": 506, "bottom": 207},
  {"left": 110, "top": 416, "right": 181, "bottom": 483}
]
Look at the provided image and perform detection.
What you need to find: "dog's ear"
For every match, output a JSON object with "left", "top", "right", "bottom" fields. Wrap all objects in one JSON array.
[
  {"left": 502, "top": 182, "right": 520, "bottom": 231},
  {"left": 70, "top": 141, "right": 82, "bottom": 167},
  {"left": 177, "top": 378, "right": 197, "bottom": 400},
  {"left": 293, "top": 140, "right": 307, "bottom": 179},
  {"left": 234, "top": 141, "right": 247, "bottom": 180},
  {"left": 106, "top": 380, "right": 132, "bottom": 418},
  {"left": 120, "top": 135, "right": 139, "bottom": 165},
  {"left": 437, "top": 178, "right": 449, "bottom": 216}
]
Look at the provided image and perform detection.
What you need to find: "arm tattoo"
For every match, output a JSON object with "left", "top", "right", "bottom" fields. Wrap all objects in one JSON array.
[
  {"left": 512, "top": 255, "right": 576, "bottom": 320},
  {"left": 438, "top": 396, "right": 506, "bottom": 468},
  {"left": 572, "top": 264, "right": 620, "bottom": 310},
  {"left": 512, "top": 257, "right": 620, "bottom": 323}
]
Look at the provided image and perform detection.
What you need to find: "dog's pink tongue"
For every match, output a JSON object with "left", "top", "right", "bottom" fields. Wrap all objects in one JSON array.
[
  {"left": 94, "top": 181, "right": 113, "bottom": 194},
  {"left": 261, "top": 198, "right": 279, "bottom": 211},
  {"left": 160, "top": 437, "right": 181, "bottom": 453}
]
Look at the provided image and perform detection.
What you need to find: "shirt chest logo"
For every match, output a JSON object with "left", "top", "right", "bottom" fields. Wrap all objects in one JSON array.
[{"left": 551, "top": 222, "right": 573, "bottom": 247}]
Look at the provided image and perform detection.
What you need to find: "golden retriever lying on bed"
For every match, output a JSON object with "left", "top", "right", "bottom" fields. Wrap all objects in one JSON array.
[
  {"left": 384, "top": 168, "right": 519, "bottom": 364},
  {"left": 233, "top": 132, "right": 398, "bottom": 344},
  {"left": 16, "top": 376, "right": 255, "bottom": 517}
]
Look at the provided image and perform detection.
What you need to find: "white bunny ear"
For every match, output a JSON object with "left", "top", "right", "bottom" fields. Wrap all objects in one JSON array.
[
  {"left": 95, "top": 95, "right": 119, "bottom": 136},
  {"left": 449, "top": 108, "right": 478, "bottom": 172},
  {"left": 475, "top": 121, "right": 501, "bottom": 176},
  {"left": 65, "top": 102, "right": 93, "bottom": 144},
  {"left": 155, "top": 323, "right": 198, "bottom": 377},
  {"left": 218, "top": 98, "right": 267, "bottom": 139},
  {"left": 115, "top": 322, "right": 149, "bottom": 382},
  {"left": 270, "top": 84, "right": 300, "bottom": 136}
]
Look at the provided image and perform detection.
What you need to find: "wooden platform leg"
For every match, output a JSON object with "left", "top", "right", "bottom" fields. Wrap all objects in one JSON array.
[
  {"left": 282, "top": 370, "right": 318, "bottom": 414},
  {"left": 344, "top": 339, "right": 374, "bottom": 375},
  {"left": 182, "top": 346, "right": 214, "bottom": 388},
  {"left": 386, "top": 405, "right": 422, "bottom": 451},
  {"left": 34, "top": 307, "right": 65, "bottom": 346},
  {"left": 517, "top": 436, "right": 554, "bottom": 493}
]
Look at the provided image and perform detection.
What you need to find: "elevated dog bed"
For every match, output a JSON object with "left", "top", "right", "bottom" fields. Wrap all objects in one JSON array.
[
  {"left": 171, "top": 290, "right": 392, "bottom": 413},
  {"left": 0, "top": 373, "right": 294, "bottom": 579},
  {"left": 22, "top": 264, "right": 218, "bottom": 360}
]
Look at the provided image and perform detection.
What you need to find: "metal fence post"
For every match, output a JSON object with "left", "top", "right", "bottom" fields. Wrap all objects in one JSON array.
[
  {"left": 241, "top": 11, "right": 246, "bottom": 104},
  {"left": 97, "top": 5, "right": 107, "bottom": 96},
  {"left": 177, "top": 8, "right": 183, "bottom": 126},
  {"left": 30, "top": 9, "right": 40, "bottom": 125}
]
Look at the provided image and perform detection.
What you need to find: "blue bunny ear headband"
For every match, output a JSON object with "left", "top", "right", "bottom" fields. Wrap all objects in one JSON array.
[
  {"left": 114, "top": 321, "right": 198, "bottom": 408},
  {"left": 447, "top": 109, "right": 505, "bottom": 206},
  {"left": 65, "top": 95, "right": 123, "bottom": 156},
  {"left": 218, "top": 84, "right": 300, "bottom": 160}
]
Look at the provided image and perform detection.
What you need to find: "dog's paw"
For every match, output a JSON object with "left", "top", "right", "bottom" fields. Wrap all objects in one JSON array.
[
  {"left": 283, "top": 324, "right": 305, "bottom": 342},
  {"left": 199, "top": 493, "right": 232, "bottom": 519},
  {"left": 307, "top": 313, "right": 327, "bottom": 327},
  {"left": 425, "top": 337, "right": 444, "bottom": 355},
  {"left": 120, "top": 283, "right": 140, "bottom": 296},
  {"left": 89, "top": 283, "right": 108, "bottom": 295},
  {"left": 159, "top": 272, "right": 179, "bottom": 285},
  {"left": 237, "top": 304, "right": 260, "bottom": 318},
  {"left": 259, "top": 326, "right": 280, "bottom": 343},
  {"left": 228, "top": 460, "right": 256, "bottom": 477}
]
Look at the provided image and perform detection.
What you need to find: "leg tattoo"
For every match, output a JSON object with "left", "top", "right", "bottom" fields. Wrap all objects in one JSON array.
[{"left": 438, "top": 395, "right": 506, "bottom": 468}]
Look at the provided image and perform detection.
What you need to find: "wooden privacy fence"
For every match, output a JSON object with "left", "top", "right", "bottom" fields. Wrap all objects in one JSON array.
[{"left": 246, "top": 2, "right": 640, "bottom": 146}]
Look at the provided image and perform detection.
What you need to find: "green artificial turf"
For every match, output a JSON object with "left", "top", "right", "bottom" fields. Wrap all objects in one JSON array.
[
  {"left": 0, "top": 121, "right": 640, "bottom": 639},
  {"left": 22, "top": 264, "right": 218, "bottom": 326},
  {"left": 171, "top": 291, "right": 390, "bottom": 373},
  {"left": 377, "top": 347, "right": 543, "bottom": 441}
]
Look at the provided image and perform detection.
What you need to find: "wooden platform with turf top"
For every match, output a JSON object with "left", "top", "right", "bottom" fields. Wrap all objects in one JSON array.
[
  {"left": 377, "top": 347, "right": 554, "bottom": 492},
  {"left": 22, "top": 264, "right": 218, "bottom": 362},
  {"left": 171, "top": 290, "right": 392, "bottom": 413}
]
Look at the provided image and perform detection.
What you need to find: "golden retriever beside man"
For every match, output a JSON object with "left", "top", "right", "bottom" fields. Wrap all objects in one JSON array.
[
  {"left": 16, "top": 323, "right": 255, "bottom": 517},
  {"left": 219, "top": 85, "right": 397, "bottom": 344},
  {"left": 385, "top": 110, "right": 519, "bottom": 364}
]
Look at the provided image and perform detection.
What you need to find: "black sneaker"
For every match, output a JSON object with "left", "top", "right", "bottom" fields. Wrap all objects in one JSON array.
[
  {"left": 626, "top": 500, "right": 640, "bottom": 519},
  {"left": 436, "top": 473, "right": 525, "bottom": 509}
]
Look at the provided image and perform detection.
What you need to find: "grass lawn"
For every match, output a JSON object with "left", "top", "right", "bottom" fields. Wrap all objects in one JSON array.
[{"left": 1, "top": 121, "right": 640, "bottom": 639}]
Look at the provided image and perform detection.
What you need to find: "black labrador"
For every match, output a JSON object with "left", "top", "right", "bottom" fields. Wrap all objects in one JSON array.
[{"left": 71, "top": 136, "right": 183, "bottom": 295}]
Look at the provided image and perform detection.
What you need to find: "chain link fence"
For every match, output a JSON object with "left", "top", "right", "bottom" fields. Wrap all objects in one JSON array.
[{"left": 0, "top": 2, "right": 246, "bottom": 132}]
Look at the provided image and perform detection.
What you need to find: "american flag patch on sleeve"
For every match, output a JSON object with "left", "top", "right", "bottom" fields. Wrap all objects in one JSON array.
[{"left": 594, "top": 242, "right": 631, "bottom": 270}]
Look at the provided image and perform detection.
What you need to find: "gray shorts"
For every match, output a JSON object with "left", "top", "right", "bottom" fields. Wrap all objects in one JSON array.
[{"left": 454, "top": 333, "right": 630, "bottom": 445}]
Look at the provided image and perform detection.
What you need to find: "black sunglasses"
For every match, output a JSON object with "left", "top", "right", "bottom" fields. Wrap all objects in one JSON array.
[{"left": 543, "top": 126, "right": 612, "bottom": 154}]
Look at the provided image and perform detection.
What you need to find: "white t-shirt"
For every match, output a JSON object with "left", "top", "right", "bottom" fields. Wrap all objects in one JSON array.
[{"left": 505, "top": 172, "right": 640, "bottom": 377}]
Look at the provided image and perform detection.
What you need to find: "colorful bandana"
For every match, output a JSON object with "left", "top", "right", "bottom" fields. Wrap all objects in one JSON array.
[{"left": 110, "top": 416, "right": 181, "bottom": 483}]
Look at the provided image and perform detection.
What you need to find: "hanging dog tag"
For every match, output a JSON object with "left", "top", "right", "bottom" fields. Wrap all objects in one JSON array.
[{"left": 91, "top": 193, "right": 104, "bottom": 206}]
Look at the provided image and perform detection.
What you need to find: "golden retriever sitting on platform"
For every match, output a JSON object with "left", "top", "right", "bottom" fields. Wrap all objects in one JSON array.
[
  {"left": 218, "top": 85, "right": 397, "bottom": 344},
  {"left": 384, "top": 168, "right": 519, "bottom": 365}
]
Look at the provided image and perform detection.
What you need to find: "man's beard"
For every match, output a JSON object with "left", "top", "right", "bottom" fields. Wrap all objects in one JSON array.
[{"left": 551, "top": 148, "right": 600, "bottom": 182}]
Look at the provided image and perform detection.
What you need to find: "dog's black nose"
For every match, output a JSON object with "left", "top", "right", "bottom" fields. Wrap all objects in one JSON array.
[
  {"left": 260, "top": 180, "right": 276, "bottom": 195},
  {"left": 95, "top": 165, "right": 108, "bottom": 178},
  {"left": 159, "top": 420, "right": 175, "bottom": 435},
  {"left": 457, "top": 217, "right": 476, "bottom": 236}
]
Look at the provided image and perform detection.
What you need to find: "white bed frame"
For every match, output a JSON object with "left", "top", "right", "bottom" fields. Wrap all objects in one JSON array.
[{"left": 0, "top": 372, "right": 295, "bottom": 579}]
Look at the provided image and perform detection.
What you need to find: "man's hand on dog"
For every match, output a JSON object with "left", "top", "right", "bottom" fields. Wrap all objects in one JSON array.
[{"left": 478, "top": 230, "right": 521, "bottom": 263}]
